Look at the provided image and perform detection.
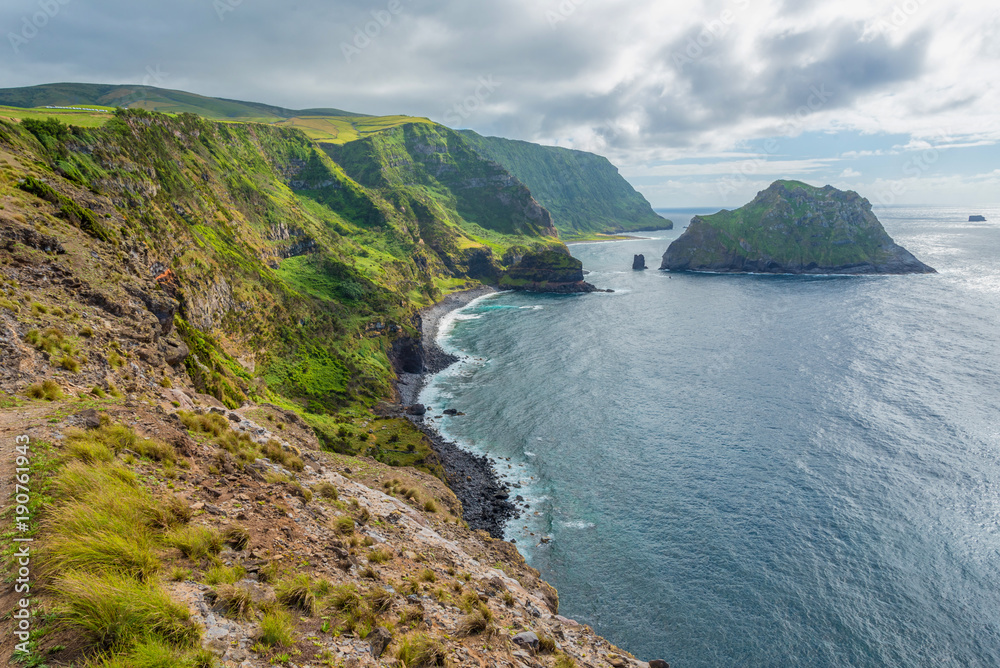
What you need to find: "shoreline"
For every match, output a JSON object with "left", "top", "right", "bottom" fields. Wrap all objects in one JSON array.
[{"left": 395, "top": 286, "right": 518, "bottom": 539}]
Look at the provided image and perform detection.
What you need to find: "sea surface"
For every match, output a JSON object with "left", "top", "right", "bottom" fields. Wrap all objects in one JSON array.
[{"left": 419, "top": 207, "right": 1000, "bottom": 667}]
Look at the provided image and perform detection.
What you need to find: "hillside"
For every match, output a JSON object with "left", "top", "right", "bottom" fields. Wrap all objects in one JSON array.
[
  {"left": 459, "top": 131, "right": 672, "bottom": 239},
  {"left": 661, "top": 180, "right": 936, "bottom": 274}
]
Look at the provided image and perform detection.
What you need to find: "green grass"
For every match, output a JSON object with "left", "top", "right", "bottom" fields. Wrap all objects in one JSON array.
[
  {"left": 394, "top": 633, "right": 448, "bottom": 668},
  {"left": 257, "top": 609, "right": 297, "bottom": 648},
  {"left": 166, "top": 525, "right": 223, "bottom": 560}
]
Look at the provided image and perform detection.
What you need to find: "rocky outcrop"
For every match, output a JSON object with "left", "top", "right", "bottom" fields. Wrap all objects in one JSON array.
[
  {"left": 633, "top": 254, "right": 647, "bottom": 270},
  {"left": 499, "top": 250, "right": 600, "bottom": 293},
  {"left": 970, "top": 215, "right": 987, "bottom": 222},
  {"left": 661, "top": 180, "right": 936, "bottom": 275}
]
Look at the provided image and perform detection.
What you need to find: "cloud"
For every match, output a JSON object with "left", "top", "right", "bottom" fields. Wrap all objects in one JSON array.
[{"left": 840, "top": 168, "right": 862, "bottom": 178}]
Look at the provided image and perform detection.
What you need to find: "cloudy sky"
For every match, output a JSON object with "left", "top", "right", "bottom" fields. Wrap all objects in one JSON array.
[{"left": 2, "top": 0, "right": 998, "bottom": 207}]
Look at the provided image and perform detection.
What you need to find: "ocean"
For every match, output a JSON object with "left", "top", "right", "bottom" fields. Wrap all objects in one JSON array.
[{"left": 419, "top": 207, "right": 1000, "bottom": 667}]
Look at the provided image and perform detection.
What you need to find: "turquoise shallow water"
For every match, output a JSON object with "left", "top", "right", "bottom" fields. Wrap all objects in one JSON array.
[{"left": 420, "top": 207, "right": 1000, "bottom": 667}]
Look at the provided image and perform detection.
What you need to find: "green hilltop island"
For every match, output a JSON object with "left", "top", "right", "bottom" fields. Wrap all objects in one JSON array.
[{"left": 661, "top": 180, "right": 936, "bottom": 274}]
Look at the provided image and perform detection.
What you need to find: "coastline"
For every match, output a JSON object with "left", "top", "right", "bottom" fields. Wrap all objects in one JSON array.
[{"left": 395, "top": 286, "right": 518, "bottom": 539}]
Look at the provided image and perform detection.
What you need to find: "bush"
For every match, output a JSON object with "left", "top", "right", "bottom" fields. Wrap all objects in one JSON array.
[
  {"left": 210, "top": 584, "right": 257, "bottom": 620},
  {"left": 166, "top": 526, "right": 223, "bottom": 560},
  {"left": 276, "top": 574, "right": 318, "bottom": 615},
  {"left": 257, "top": 609, "right": 296, "bottom": 648},
  {"left": 61, "top": 355, "right": 82, "bottom": 372},
  {"left": 25, "top": 379, "right": 63, "bottom": 401},
  {"left": 333, "top": 515, "right": 355, "bottom": 535},
  {"left": 51, "top": 572, "right": 200, "bottom": 650},
  {"left": 457, "top": 603, "right": 495, "bottom": 637},
  {"left": 223, "top": 525, "right": 250, "bottom": 551},
  {"left": 368, "top": 548, "right": 392, "bottom": 565},
  {"left": 395, "top": 633, "right": 448, "bottom": 668},
  {"left": 315, "top": 481, "right": 339, "bottom": 500},
  {"left": 204, "top": 564, "right": 246, "bottom": 586},
  {"left": 263, "top": 440, "right": 304, "bottom": 471},
  {"left": 554, "top": 654, "right": 577, "bottom": 668}
]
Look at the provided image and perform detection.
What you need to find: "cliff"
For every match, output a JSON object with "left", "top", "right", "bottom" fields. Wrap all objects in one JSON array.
[
  {"left": 459, "top": 131, "right": 672, "bottom": 238},
  {"left": 499, "top": 250, "right": 599, "bottom": 293},
  {"left": 661, "top": 180, "right": 935, "bottom": 274}
]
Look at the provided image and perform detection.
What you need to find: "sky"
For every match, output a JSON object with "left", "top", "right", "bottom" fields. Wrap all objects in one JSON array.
[{"left": 1, "top": 0, "right": 998, "bottom": 208}]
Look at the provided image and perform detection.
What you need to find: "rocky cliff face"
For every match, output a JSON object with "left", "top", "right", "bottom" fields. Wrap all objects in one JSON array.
[
  {"left": 499, "top": 250, "right": 599, "bottom": 293},
  {"left": 661, "top": 180, "right": 936, "bottom": 274},
  {"left": 459, "top": 130, "right": 673, "bottom": 238}
]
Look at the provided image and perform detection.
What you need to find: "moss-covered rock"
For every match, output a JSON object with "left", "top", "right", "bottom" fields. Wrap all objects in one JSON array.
[
  {"left": 661, "top": 180, "right": 936, "bottom": 274},
  {"left": 499, "top": 250, "right": 598, "bottom": 293}
]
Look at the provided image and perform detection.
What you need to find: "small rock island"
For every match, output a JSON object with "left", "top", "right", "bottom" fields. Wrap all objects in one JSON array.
[
  {"left": 499, "top": 249, "right": 599, "bottom": 292},
  {"left": 970, "top": 215, "right": 987, "bottom": 222},
  {"left": 661, "top": 180, "right": 936, "bottom": 274},
  {"left": 633, "top": 254, "right": 647, "bottom": 270}
]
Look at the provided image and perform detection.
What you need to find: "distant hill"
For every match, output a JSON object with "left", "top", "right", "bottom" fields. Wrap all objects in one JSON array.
[
  {"left": 0, "top": 82, "right": 361, "bottom": 120},
  {"left": 459, "top": 130, "right": 672, "bottom": 238}
]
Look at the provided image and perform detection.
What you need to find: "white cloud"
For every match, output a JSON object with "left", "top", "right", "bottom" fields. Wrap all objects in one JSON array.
[{"left": 840, "top": 168, "right": 862, "bottom": 178}]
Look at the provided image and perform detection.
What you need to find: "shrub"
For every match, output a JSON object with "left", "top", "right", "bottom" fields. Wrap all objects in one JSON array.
[
  {"left": 60, "top": 355, "right": 82, "bottom": 372},
  {"left": 263, "top": 440, "right": 304, "bottom": 471},
  {"left": 257, "top": 609, "right": 296, "bottom": 648},
  {"left": 159, "top": 376, "right": 173, "bottom": 388},
  {"left": 333, "top": 515, "right": 355, "bottom": 535},
  {"left": 417, "top": 568, "right": 436, "bottom": 583},
  {"left": 457, "top": 603, "right": 495, "bottom": 637},
  {"left": 554, "top": 654, "right": 577, "bottom": 668},
  {"left": 79, "top": 325, "right": 95, "bottom": 338},
  {"left": 51, "top": 572, "right": 200, "bottom": 650},
  {"left": 204, "top": 564, "right": 246, "bottom": 586},
  {"left": 538, "top": 634, "right": 557, "bottom": 654},
  {"left": 395, "top": 633, "right": 448, "bottom": 668},
  {"left": 26, "top": 379, "right": 63, "bottom": 401},
  {"left": 288, "top": 481, "right": 313, "bottom": 503},
  {"left": 315, "top": 481, "right": 338, "bottom": 500},
  {"left": 368, "top": 548, "right": 392, "bottom": 565},
  {"left": 223, "top": 525, "right": 250, "bottom": 551},
  {"left": 166, "top": 526, "right": 223, "bottom": 560},
  {"left": 108, "top": 349, "right": 125, "bottom": 369},
  {"left": 276, "top": 574, "right": 318, "bottom": 615},
  {"left": 423, "top": 499, "right": 438, "bottom": 513},
  {"left": 210, "top": 584, "right": 256, "bottom": 620},
  {"left": 31, "top": 301, "right": 48, "bottom": 315}
]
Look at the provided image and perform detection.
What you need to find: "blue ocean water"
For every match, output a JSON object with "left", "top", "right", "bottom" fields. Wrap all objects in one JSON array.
[{"left": 419, "top": 207, "right": 1000, "bottom": 667}]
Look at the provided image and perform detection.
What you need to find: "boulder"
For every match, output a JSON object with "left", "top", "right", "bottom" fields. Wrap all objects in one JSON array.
[
  {"left": 369, "top": 627, "right": 393, "bottom": 659},
  {"left": 512, "top": 631, "right": 539, "bottom": 652},
  {"left": 72, "top": 408, "right": 101, "bottom": 430},
  {"left": 632, "top": 254, "right": 647, "bottom": 270},
  {"left": 649, "top": 661, "right": 670, "bottom": 668},
  {"left": 163, "top": 339, "right": 190, "bottom": 366},
  {"left": 407, "top": 404, "right": 427, "bottom": 416}
]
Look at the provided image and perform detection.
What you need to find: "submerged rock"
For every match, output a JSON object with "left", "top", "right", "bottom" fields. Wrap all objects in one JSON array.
[{"left": 661, "top": 180, "right": 936, "bottom": 275}]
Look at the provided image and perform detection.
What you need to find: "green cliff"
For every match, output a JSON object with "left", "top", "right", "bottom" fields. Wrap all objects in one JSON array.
[
  {"left": 459, "top": 130, "right": 672, "bottom": 239},
  {"left": 661, "top": 180, "right": 935, "bottom": 274},
  {"left": 0, "top": 108, "right": 560, "bottom": 460}
]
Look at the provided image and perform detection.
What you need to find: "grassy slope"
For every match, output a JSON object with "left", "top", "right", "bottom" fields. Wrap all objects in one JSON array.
[
  {"left": 0, "top": 109, "right": 557, "bottom": 462},
  {"left": 459, "top": 130, "right": 672, "bottom": 239},
  {"left": 694, "top": 179, "right": 895, "bottom": 266}
]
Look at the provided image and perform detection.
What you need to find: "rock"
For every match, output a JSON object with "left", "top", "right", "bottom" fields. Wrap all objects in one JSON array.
[
  {"left": 661, "top": 180, "right": 936, "bottom": 275},
  {"left": 443, "top": 408, "right": 459, "bottom": 416},
  {"left": 499, "top": 250, "right": 600, "bottom": 293},
  {"left": 649, "top": 661, "right": 670, "bottom": 668},
  {"left": 72, "top": 408, "right": 101, "bottom": 429},
  {"left": 164, "top": 339, "right": 190, "bottom": 366},
  {"left": 368, "top": 626, "right": 393, "bottom": 659},
  {"left": 512, "top": 631, "right": 539, "bottom": 651},
  {"left": 407, "top": 404, "right": 427, "bottom": 416},
  {"left": 228, "top": 413, "right": 241, "bottom": 422},
  {"left": 970, "top": 215, "right": 987, "bottom": 222},
  {"left": 632, "top": 254, "right": 647, "bottom": 270}
]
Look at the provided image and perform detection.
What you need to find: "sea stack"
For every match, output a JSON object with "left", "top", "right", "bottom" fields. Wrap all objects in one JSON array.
[
  {"left": 633, "top": 254, "right": 647, "bottom": 270},
  {"left": 661, "top": 180, "right": 936, "bottom": 274},
  {"left": 499, "top": 249, "right": 599, "bottom": 293}
]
